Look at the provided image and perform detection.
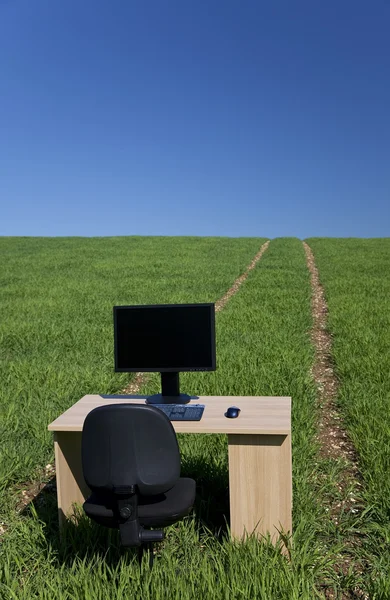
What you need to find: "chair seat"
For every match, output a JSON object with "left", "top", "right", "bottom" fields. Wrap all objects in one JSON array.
[{"left": 83, "top": 477, "right": 196, "bottom": 529}]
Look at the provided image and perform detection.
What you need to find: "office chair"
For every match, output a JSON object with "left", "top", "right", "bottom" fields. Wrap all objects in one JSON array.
[{"left": 81, "top": 404, "right": 196, "bottom": 562}]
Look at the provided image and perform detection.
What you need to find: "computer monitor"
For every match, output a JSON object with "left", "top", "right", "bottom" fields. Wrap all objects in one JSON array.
[{"left": 114, "top": 303, "right": 216, "bottom": 404}]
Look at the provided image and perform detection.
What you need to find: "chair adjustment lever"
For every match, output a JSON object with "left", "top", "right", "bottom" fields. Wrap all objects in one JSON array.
[{"left": 139, "top": 529, "right": 165, "bottom": 543}]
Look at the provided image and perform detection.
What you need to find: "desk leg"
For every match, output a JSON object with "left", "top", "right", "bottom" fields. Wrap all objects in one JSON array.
[
  {"left": 228, "top": 434, "right": 292, "bottom": 542},
  {"left": 54, "top": 432, "right": 90, "bottom": 529}
]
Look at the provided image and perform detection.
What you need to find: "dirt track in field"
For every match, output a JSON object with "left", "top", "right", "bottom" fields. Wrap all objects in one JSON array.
[
  {"left": 303, "top": 241, "right": 367, "bottom": 600},
  {"left": 303, "top": 242, "right": 359, "bottom": 470},
  {"left": 214, "top": 240, "right": 270, "bottom": 312}
]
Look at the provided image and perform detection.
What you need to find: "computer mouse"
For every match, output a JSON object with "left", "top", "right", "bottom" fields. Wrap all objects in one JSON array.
[{"left": 225, "top": 406, "right": 241, "bottom": 419}]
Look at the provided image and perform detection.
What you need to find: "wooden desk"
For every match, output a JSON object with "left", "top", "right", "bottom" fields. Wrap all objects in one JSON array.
[{"left": 48, "top": 395, "right": 292, "bottom": 541}]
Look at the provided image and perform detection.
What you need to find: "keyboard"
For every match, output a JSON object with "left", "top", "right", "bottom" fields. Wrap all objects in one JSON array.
[
  {"left": 153, "top": 404, "right": 205, "bottom": 421},
  {"left": 99, "top": 396, "right": 204, "bottom": 421}
]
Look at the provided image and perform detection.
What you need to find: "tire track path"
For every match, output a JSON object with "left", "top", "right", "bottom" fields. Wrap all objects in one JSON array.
[{"left": 303, "top": 241, "right": 367, "bottom": 600}]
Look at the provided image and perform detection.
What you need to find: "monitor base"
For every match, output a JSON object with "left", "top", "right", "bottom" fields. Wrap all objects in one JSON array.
[{"left": 146, "top": 393, "right": 191, "bottom": 405}]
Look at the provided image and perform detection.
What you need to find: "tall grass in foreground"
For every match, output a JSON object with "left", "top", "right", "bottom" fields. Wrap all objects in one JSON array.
[
  {"left": 0, "top": 235, "right": 264, "bottom": 495},
  {"left": 307, "top": 238, "right": 390, "bottom": 598},
  {"left": 0, "top": 238, "right": 347, "bottom": 599}
]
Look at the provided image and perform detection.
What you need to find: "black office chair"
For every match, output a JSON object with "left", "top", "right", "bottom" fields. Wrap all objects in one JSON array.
[{"left": 81, "top": 404, "right": 196, "bottom": 561}]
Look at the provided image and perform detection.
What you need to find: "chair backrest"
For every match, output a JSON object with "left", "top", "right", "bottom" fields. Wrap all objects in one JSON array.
[{"left": 82, "top": 404, "right": 181, "bottom": 496}]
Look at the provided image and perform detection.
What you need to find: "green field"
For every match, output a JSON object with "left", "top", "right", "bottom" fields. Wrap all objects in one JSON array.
[
  {"left": 0, "top": 236, "right": 263, "bottom": 492},
  {"left": 0, "top": 236, "right": 389, "bottom": 599}
]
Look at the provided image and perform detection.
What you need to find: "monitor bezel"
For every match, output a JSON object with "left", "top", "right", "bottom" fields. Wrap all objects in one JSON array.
[{"left": 113, "top": 302, "right": 216, "bottom": 373}]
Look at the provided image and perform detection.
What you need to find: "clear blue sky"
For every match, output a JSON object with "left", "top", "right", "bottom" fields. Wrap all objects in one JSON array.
[{"left": 1, "top": 1, "right": 389, "bottom": 238}]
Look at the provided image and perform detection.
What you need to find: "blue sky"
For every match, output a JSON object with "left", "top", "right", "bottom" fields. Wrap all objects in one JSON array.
[{"left": 1, "top": 1, "right": 389, "bottom": 238}]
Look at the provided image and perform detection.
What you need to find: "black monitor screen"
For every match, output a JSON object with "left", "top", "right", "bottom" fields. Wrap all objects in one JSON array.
[{"left": 114, "top": 303, "right": 216, "bottom": 372}]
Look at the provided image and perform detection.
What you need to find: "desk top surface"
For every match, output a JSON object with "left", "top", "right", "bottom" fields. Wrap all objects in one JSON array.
[{"left": 48, "top": 395, "right": 291, "bottom": 435}]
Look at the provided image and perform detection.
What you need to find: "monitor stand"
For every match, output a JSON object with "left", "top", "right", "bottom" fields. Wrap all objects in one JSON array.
[{"left": 146, "top": 372, "right": 191, "bottom": 405}]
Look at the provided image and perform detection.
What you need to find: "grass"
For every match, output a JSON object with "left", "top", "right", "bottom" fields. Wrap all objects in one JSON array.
[
  {"left": 0, "top": 235, "right": 374, "bottom": 598},
  {"left": 307, "top": 237, "right": 390, "bottom": 598}
]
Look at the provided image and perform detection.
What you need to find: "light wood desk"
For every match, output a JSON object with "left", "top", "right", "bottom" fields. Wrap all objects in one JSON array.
[{"left": 48, "top": 395, "right": 292, "bottom": 541}]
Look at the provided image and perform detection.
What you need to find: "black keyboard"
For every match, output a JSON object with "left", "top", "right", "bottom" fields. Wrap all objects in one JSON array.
[
  {"left": 153, "top": 404, "right": 205, "bottom": 421},
  {"left": 100, "top": 396, "right": 204, "bottom": 421}
]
